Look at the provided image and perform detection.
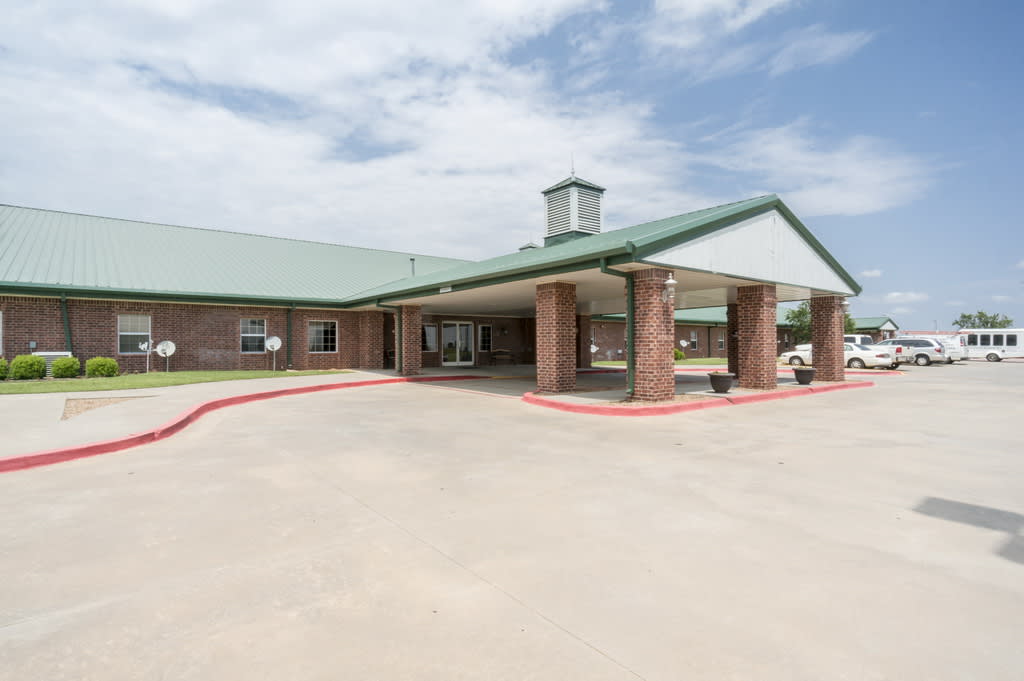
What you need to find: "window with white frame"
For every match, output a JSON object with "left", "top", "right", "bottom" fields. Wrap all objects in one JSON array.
[
  {"left": 308, "top": 320, "right": 337, "bottom": 353},
  {"left": 689, "top": 330, "right": 698, "bottom": 352},
  {"left": 240, "top": 318, "right": 266, "bottom": 353},
  {"left": 478, "top": 324, "right": 492, "bottom": 352},
  {"left": 422, "top": 324, "right": 437, "bottom": 352},
  {"left": 118, "top": 314, "right": 151, "bottom": 354},
  {"left": 717, "top": 331, "right": 725, "bottom": 350}
]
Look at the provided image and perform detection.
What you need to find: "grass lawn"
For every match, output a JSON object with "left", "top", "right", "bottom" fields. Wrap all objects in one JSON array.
[
  {"left": 593, "top": 358, "right": 727, "bottom": 367},
  {"left": 0, "top": 370, "right": 350, "bottom": 395}
]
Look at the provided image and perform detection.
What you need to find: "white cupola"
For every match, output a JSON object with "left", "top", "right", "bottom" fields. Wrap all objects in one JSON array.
[{"left": 541, "top": 174, "right": 605, "bottom": 247}]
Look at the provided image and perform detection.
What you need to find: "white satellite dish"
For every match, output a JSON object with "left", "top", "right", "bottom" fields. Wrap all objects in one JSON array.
[
  {"left": 590, "top": 343, "right": 599, "bottom": 354},
  {"left": 155, "top": 340, "right": 176, "bottom": 357},
  {"left": 155, "top": 340, "right": 176, "bottom": 372},
  {"left": 679, "top": 340, "right": 688, "bottom": 348},
  {"left": 266, "top": 335, "right": 282, "bottom": 371}
]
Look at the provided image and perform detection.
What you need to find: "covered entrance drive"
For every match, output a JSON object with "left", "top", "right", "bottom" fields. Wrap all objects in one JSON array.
[{"left": 343, "top": 190, "right": 861, "bottom": 402}]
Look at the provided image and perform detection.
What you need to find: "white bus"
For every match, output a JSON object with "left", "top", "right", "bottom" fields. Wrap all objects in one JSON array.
[{"left": 958, "top": 329, "right": 1024, "bottom": 361}]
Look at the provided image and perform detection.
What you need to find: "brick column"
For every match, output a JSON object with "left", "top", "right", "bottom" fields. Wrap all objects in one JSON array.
[
  {"left": 737, "top": 284, "right": 777, "bottom": 390},
  {"left": 536, "top": 282, "right": 576, "bottom": 392},
  {"left": 633, "top": 268, "right": 675, "bottom": 401},
  {"left": 358, "top": 310, "right": 384, "bottom": 369},
  {"left": 398, "top": 305, "right": 422, "bottom": 376},
  {"left": 726, "top": 302, "right": 739, "bottom": 377},
  {"left": 576, "top": 315, "right": 592, "bottom": 369},
  {"left": 811, "top": 296, "right": 845, "bottom": 381}
]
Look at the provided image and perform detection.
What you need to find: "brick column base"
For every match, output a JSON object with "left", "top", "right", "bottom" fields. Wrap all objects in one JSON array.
[
  {"left": 358, "top": 310, "right": 384, "bottom": 369},
  {"left": 811, "top": 296, "right": 845, "bottom": 381},
  {"left": 726, "top": 302, "right": 739, "bottom": 377},
  {"left": 737, "top": 284, "right": 778, "bottom": 390},
  {"left": 633, "top": 268, "right": 675, "bottom": 401},
  {"left": 536, "top": 282, "right": 576, "bottom": 392}
]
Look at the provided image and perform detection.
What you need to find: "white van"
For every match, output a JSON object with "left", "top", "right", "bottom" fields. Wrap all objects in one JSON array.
[{"left": 958, "top": 329, "right": 1024, "bottom": 361}]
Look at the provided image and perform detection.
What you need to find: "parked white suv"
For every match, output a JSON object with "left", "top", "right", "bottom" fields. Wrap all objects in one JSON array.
[{"left": 876, "top": 337, "right": 948, "bottom": 366}]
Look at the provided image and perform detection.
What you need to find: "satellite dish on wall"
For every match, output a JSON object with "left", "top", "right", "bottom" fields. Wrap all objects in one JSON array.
[
  {"left": 679, "top": 340, "right": 688, "bottom": 348},
  {"left": 266, "top": 336, "right": 282, "bottom": 351},
  {"left": 155, "top": 340, "right": 176, "bottom": 357}
]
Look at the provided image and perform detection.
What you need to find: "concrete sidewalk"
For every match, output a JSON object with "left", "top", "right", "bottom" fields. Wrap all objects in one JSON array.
[{"left": 0, "top": 371, "right": 398, "bottom": 459}]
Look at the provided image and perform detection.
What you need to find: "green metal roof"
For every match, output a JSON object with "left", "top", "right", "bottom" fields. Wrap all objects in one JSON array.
[
  {"left": 346, "top": 194, "right": 846, "bottom": 304},
  {"left": 0, "top": 204, "right": 467, "bottom": 306},
  {"left": 853, "top": 316, "right": 899, "bottom": 331},
  {"left": 593, "top": 306, "right": 793, "bottom": 327},
  {"left": 541, "top": 175, "right": 606, "bottom": 194}
]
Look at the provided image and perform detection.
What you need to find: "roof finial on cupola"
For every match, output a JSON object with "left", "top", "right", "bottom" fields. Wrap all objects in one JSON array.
[{"left": 570, "top": 152, "right": 575, "bottom": 179}]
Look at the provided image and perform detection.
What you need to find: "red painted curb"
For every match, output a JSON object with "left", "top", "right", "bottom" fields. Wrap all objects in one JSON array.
[
  {"left": 0, "top": 375, "right": 481, "bottom": 474},
  {"left": 725, "top": 388, "right": 814, "bottom": 404},
  {"left": 522, "top": 391, "right": 731, "bottom": 416},
  {"left": 522, "top": 380, "right": 875, "bottom": 416}
]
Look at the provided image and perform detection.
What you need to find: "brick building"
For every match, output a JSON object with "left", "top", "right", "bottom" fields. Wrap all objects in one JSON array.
[{"left": 0, "top": 176, "right": 861, "bottom": 400}]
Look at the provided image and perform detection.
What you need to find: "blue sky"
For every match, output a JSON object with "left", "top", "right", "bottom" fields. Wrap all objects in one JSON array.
[{"left": 1, "top": 0, "right": 1021, "bottom": 330}]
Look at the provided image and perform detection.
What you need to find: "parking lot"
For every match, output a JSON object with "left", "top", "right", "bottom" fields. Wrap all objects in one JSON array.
[{"left": 1, "top": 361, "right": 1022, "bottom": 680}]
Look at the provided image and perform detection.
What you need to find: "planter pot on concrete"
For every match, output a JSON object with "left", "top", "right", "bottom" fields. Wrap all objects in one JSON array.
[
  {"left": 708, "top": 372, "right": 735, "bottom": 393},
  {"left": 793, "top": 366, "right": 816, "bottom": 385}
]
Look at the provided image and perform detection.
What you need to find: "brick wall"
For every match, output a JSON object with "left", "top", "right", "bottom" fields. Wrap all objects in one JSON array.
[
  {"left": 726, "top": 303, "right": 739, "bottom": 376},
  {"left": 0, "top": 295, "right": 387, "bottom": 372},
  {"left": 737, "top": 284, "right": 778, "bottom": 390},
  {"left": 811, "top": 296, "right": 845, "bottom": 381},
  {"left": 576, "top": 315, "right": 592, "bottom": 369},
  {"left": 398, "top": 305, "right": 422, "bottom": 376},
  {"left": 418, "top": 314, "right": 532, "bottom": 368},
  {"left": 535, "top": 281, "right": 576, "bottom": 392},
  {"left": 632, "top": 268, "right": 675, "bottom": 401}
]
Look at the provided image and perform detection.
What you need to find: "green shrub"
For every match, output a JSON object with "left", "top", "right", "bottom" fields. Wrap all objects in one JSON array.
[
  {"left": 85, "top": 356, "right": 120, "bottom": 377},
  {"left": 673, "top": 347, "right": 686, "bottom": 361},
  {"left": 0, "top": 358, "right": 7, "bottom": 380},
  {"left": 52, "top": 356, "right": 81, "bottom": 378},
  {"left": 10, "top": 354, "right": 47, "bottom": 380}
]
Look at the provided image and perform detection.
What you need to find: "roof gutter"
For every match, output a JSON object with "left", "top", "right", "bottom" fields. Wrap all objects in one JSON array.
[
  {"left": 60, "top": 293, "right": 73, "bottom": 359},
  {"left": 599, "top": 258, "right": 635, "bottom": 398}
]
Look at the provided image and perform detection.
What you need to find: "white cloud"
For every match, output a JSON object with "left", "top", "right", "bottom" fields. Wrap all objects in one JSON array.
[
  {"left": 0, "top": 1, "right": 923, "bottom": 262},
  {"left": 992, "top": 295, "right": 1012, "bottom": 302},
  {"left": 891, "top": 307, "right": 913, "bottom": 315},
  {"left": 860, "top": 269, "right": 882, "bottom": 278},
  {"left": 885, "top": 291, "right": 929, "bottom": 304},
  {"left": 700, "top": 119, "right": 931, "bottom": 216},
  {"left": 1016, "top": 259, "right": 1024, "bottom": 269},
  {"left": 946, "top": 300, "right": 965, "bottom": 307}
]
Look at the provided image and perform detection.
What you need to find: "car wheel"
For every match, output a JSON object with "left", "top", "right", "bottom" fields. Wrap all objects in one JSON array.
[
  {"left": 890, "top": 363, "right": 899, "bottom": 370},
  {"left": 915, "top": 354, "right": 931, "bottom": 366},
  {"left": 945, "top": 358, "right": 954, "bottom": 364},
  {"left": 789, "top": 356, "right": 804, "bottom": 366},
  {"left": 986, "top": 353, "right": 1001, "bottom": 362},
  {"left": 848, "top": 358, "right": 866, "bottom": 369}
]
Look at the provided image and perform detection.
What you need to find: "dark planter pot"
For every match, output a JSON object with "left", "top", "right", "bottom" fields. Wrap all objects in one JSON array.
[
  {"left": 708, "top": 372, "right": 735, "bottom": 393},
  {"left": 793, "top": 367, "right": 816, "bottom": 385}
]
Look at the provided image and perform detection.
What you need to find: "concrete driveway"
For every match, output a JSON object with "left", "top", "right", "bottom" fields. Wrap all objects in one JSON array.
[{"left": 1, "top": 361, "right": 1021, "bottom": 680}]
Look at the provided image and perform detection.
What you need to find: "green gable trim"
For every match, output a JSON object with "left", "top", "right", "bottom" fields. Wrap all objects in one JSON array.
[{"left": 629, "top": 197, "right": 862, "bottom": 296}]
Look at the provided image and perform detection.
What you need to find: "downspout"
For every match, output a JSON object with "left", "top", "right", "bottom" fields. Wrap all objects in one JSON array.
[
  {"left": 286, "top": 304, "right": 295, "bottom": 369},
  {"left": 377, "top": 302, "right": 402, "bottom": 371},
  {"left": 600, "top": 258, "right": 635, "bottom": 397},
  {"left": 60, "top": 293, "right": 73, "bottom": 357}
]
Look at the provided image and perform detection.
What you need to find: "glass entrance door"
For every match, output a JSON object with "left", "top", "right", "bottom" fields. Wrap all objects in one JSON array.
[{"left": 441, "top": 322, "right": 474, "bottom": 366}]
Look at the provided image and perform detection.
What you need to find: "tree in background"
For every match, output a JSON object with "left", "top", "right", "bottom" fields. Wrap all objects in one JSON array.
[
  {"left": 952, "top": 311, "right": 1014, "bottom": 328},
  {"left": 785, "top": 302, "right": 856, "bottom": 344}
]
